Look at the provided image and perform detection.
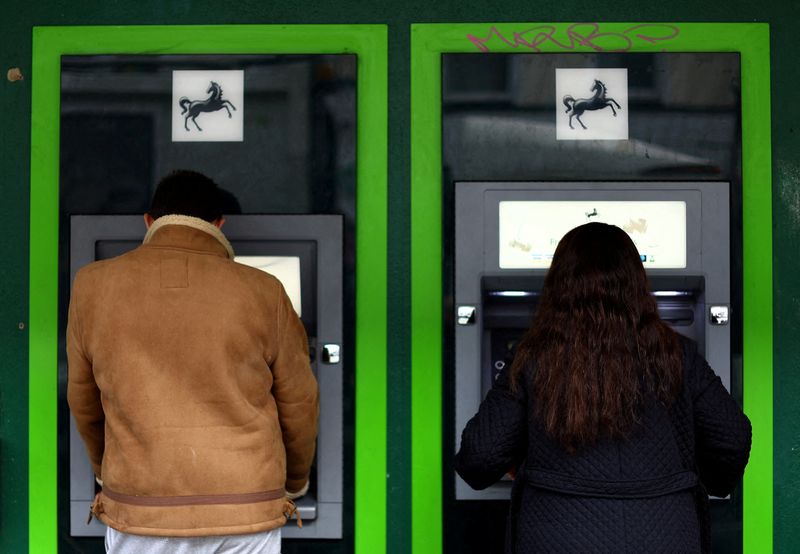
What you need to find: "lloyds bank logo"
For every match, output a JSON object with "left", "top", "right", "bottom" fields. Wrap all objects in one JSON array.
[
  {"left": 556, "top": 68, "right": 628, "bottom": 141},
  {"left": 172, "top": 70, "right": 244, "bottom": 142}
]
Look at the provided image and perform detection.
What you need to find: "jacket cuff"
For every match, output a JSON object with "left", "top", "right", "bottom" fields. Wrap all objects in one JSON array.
[{"left": 286, "top": 479, "right": 309, "bottom": 500}]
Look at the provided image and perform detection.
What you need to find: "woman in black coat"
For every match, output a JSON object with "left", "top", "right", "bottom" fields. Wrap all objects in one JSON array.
[{"left": 455, "top": 222, "right": 751, "bottom": 554}]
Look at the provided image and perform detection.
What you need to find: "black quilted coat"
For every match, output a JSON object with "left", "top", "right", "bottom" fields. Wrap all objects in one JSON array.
[{"left": 455, "top": 337, "right": 752, "bottom": 553}]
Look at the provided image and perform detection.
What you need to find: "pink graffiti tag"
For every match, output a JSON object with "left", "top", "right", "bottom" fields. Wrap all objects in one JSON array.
[{"left": 467, "top": 23, "right": 680, "bottom": 53}]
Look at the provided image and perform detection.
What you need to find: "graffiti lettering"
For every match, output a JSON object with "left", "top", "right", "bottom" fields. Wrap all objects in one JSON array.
[{"left": 467, "top": 23, "right": 680, "bottom": 53}]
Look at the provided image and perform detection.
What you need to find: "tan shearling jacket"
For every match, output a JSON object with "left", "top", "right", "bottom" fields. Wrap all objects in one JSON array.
[{"left": 67, "top": 215, "right": 319, "bottom": 536}]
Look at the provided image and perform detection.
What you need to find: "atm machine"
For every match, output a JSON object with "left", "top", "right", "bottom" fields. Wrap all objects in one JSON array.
[
  {"left": 57, "top": 52, "right": 356, "bottom": 551},
  {"left": 453, "top": 180, "right": 731, "bottom": 500},
  {"left": 442, "top": 51, "right": 744, "bottom": 552},
  {"left": 68, "top": 215, "right": 344, "bottom": 538}
]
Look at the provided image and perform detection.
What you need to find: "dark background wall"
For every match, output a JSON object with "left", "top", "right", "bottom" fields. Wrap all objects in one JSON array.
[{"left": 1, "top": 1, "right": 797, "bottom": 553}]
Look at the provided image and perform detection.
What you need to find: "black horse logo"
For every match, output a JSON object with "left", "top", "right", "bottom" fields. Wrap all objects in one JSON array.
[
  {"left": 179, "top": 81, "right": 237, "bottom": 132},
  {"left": 563, "top": 80, "right": 622, "bottom": 130}
]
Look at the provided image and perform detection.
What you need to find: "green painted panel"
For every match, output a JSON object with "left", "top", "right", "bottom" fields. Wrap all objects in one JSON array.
[
  {"left": 410, "top": 22, "right": 772, "bottom": 554},
  {"left": 410, "top": 29, "right": 444, "bottom": 554},
  {"left": 29, "top": 24, "right": 387, "bottom": 554}
]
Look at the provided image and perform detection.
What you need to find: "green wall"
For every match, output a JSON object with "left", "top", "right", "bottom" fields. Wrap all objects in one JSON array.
[{"left": 1, "top": 1, "right": 797, "bottom": 553}]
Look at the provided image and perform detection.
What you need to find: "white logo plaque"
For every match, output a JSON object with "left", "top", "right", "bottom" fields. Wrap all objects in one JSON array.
[
  {"left": 556, "top": 68, "right": 628, "bottom": 141},
  {"left": 172, "top": 70, "right": 244, "bottom": 142}
]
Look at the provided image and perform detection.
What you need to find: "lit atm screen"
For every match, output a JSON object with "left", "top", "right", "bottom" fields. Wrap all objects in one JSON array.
[
  {"left": 235, "top": 256, "right": 302, "bottom": 316},
  {"left": 498, "top": 201, "right": 687, "bottom": 269}
]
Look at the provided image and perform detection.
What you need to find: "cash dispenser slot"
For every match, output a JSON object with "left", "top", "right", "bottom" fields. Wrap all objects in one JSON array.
[
  {"left": 482, "top": 296, "right": 538, "bottom": 329},
  {"left": 656, "top": 297, "right": 696, "bottom": 326},
  {"left": 649, "top": 276, "right": 705, "bottom": 341}
]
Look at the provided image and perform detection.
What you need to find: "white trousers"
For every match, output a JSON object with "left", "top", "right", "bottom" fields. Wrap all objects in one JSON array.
[{"left": 106, "top": 526, "right": 281, "bottom": 554}]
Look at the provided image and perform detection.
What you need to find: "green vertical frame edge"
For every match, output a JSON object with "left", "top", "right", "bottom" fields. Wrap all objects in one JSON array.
[
  {"left": 410, "top": 22, "right": 773, "bottom": 554},
  {"left": 30, "top": 24, "right": 388, "bottom": 554}
]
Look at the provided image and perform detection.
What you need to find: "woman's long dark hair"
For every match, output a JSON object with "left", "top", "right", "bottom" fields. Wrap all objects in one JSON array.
[{"left": 510, "top": 222, "right": 682, "bottom": 451}]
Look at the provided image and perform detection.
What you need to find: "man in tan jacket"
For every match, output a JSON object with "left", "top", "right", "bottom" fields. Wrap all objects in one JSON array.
[{"left": 67, "top": 170, "right": 319, "bottom": 552}]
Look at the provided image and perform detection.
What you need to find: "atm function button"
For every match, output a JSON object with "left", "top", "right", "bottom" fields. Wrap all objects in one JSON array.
[
  {"left": 709, "top": 306, "right": 730, "bottom": 326},
  {"left": 322, "top": 344, "right": 341, "bottom": 364},
  {"left": 457, "top": 306, "right": 477, "bottom": 325}
]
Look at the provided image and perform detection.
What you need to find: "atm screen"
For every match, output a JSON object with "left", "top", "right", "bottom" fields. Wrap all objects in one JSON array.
[
  {"left": 499, "top": 200, "right": 687, "bottom": 269},
  {"left": 235, "top": 256, "right": 302, "bottom": 316}
]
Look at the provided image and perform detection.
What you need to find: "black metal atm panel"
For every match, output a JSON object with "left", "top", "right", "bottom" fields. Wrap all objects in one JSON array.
[
  {"left": 68, "top": 214, "right": 344, "bottom": 539},
  {"left": 454, "top": 181, "right": 731, "bottom": 501}
]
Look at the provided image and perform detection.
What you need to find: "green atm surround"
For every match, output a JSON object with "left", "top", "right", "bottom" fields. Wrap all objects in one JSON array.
[
  {"left": 28, "top": 24, "right": 388, "bottom": 554},
  {"left": 410, "top": 22, "right": 773, "bottom": 554}
]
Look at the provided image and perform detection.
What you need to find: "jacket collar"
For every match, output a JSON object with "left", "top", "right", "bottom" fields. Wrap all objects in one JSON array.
[{"left": 142, "top": 215, "right": 235, "bottom": 259}]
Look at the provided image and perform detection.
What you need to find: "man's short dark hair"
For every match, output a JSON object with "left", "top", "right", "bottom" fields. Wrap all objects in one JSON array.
[{"left": 148, "top": 170, "right": 225, "bottom": 222}]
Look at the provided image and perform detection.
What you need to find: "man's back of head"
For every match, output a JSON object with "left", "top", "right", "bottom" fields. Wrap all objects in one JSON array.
[{"left": 148, "top": 170, "right": 225, "bottom": 223}]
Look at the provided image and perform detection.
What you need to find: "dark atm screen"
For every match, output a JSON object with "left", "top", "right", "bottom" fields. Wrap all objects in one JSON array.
[{"left": 95, "top": 240, "right": 139, "bottom": 260}]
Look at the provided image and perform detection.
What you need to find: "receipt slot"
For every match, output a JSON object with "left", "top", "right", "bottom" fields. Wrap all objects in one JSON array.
[
  {"left": 454, "top": 181, "right": 731, "bottom": 500},
  {"left": 69, "top": 214, "right": 344, "bottom": 538}
]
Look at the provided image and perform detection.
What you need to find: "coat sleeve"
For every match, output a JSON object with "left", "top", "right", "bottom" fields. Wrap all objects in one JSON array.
[
  {"left": 455, "top": 367, "right": 527, "bottom": 490},
  {"left": 66, "top": 273, "right": 105, "bottom": 478},
  {"left": 688, "top": 344, "right": 752, "bottom": 497},
  {"left": 271, "top": 285, "right": 320, "bottom": 494}
]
